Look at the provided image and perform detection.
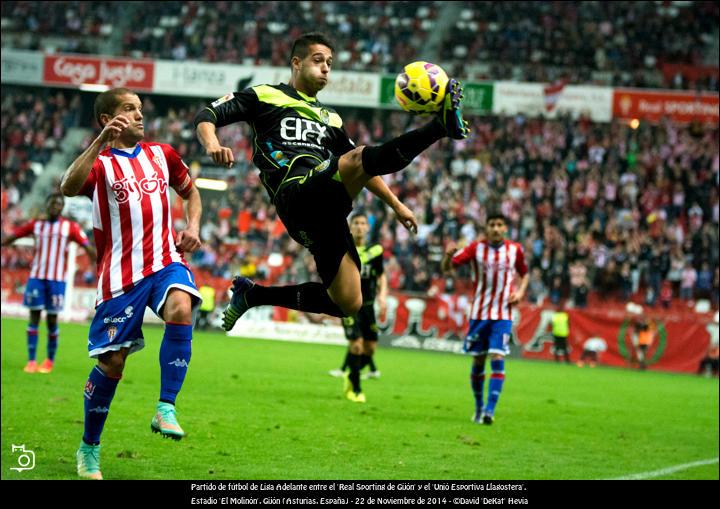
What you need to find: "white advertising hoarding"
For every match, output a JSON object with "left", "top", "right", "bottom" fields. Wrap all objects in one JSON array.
[
  {"left": 153, "top": 60, "right": 380, "bottom": 107},
  {"left": 1, "top": 49, "right": 44, "bottom": 85},
  {"left": 493, "top": 81, "right": 613, "bottom": 122}
]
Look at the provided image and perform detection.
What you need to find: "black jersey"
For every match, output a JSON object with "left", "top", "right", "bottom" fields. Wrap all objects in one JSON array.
[
  {"left": 202, "top": 83, "right": 355, "bottom": 201},
  {"left": 357, "top": 244, "right": 384, "bottom": 305}
]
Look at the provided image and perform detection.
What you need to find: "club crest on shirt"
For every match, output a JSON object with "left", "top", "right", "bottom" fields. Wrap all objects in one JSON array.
[
  {"left": 152, "top": 154, "right": 165, "bottom": 170},
  {"left": 107, "top": 325, "right": 117, "bottom": 342},
  {"left": 319, "top": 108, "right": 330, "bottom": 125}
]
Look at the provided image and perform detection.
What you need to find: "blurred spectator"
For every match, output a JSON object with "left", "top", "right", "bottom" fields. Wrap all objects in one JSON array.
[
  {"left": 680, "top": 263, "right": 698, "bottom": 301},
  {"left": 697, "top": 342, "right": 719, "bottom": 377},
  {"left": 2, "top": 1, "right": 717, "bottom": 90},
  {"left": 526, "top": 267, "right": 547, "bottom": 305},
  {"left": 1, "top": 85, "right": 718, "bottom": 312}
]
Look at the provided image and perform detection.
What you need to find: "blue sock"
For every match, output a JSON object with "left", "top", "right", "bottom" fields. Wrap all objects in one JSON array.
[
  {"left": 27, "top": 325, "right": 39, "bottom": 361},
  {"left": 485, "top": 359, "right": 506, "bottom": 416},
  {"left": 159, "top": 323, "right": 192, "bottom": 405},
  {"left": 470, "top": 363, "right": 485, "bottom": 413},
  {"left": 47, "top": 326, "right": 59, "bottom": 361},
  {"left": 83, "top": 366, "right": 120, "bottom": 445}
]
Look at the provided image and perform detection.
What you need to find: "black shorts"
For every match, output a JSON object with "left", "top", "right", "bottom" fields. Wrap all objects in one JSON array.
[
  {"left": 553, "top": 336, "right": 568, "bottom": 351},
  {"left": 342, "top": 304, "right": 379, "bottom": 341},
  {"left": 274, "top": 156, "right": 360, "bottom": 288}
]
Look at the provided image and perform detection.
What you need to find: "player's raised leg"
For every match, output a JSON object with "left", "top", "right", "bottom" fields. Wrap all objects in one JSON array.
[
  {"left": 222, "top": 275, "right": 349, "bottom": 331},
  {"left": 336, "top": 80, "right": 469, "bottom": 199}
]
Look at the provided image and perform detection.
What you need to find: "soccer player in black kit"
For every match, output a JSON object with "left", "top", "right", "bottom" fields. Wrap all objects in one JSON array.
[
  {"left": 194, "top": 33, "right": 468, "bottom": 364},
  {"left": 329, "top": 212, "right": 387, "bottom": 403}
]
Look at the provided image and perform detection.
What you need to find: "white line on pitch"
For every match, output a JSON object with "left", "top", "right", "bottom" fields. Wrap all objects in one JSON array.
[{"left": 604, "top": 457, "right": 719, "bottom": 480}]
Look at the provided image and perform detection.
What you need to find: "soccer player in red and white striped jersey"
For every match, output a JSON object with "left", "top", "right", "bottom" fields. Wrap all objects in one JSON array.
[
  {"left": 1, "top": 193, "right": 96, "bottom": 374},
  {"left": 61, "top": 88, "right": 203, "bottom": 480},
  {"left": 442, "top": 212, "right": 529, "bottom": 425}
]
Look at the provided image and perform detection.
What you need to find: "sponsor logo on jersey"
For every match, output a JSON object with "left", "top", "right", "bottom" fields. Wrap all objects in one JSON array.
[
  {"left": 103, "top": 306, "right": 135, "bottom": 324},
  {"left": 111, "top": 174, "right": 168, "bottom": 204},
  {"left": 211, "top": 93, "right": 234, "bottom": 108},
  {"left": 280, "top": 118, "right": 329, "bottom": 144}
]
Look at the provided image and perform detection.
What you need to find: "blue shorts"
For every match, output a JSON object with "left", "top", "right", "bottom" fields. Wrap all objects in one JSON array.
[
  {"left": 463, "top": 319, "right": 512, "bottom": 356},
  {"left": 24, "top": 278, "right": 67, "bottom": 313},
  {"left": 88, "top": 263, "right": 201, "bottom": 358}
]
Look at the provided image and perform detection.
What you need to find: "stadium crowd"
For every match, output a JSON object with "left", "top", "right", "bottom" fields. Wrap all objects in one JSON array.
[
  {"left": 442, "top": 1, "right": 719, "bottom": 90},
  {"left": 2, "top": 1, "right": 717, "bottom": 90},
  {"left": 1, "top": 80, "right": 719, "bottom": 310}
]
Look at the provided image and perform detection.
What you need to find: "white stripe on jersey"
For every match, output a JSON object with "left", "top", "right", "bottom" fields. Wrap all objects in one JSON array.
[
  {"left": 100, "top": 155, "right": 125, "bottom": 296},
  {"left": 29, "top": 219, "right": 76, "bottom": 282},
  {"left": 115, "top": 155, "right": 146, "bottom": 285},
  {"left": 91, "top": 144, "right": 188, "bottom": 305},
  {"left": 45, "top": 221, "right": 59, "bottom": 281},
  {"left": 54, "top": 221, "right": 70, "bottom": 281},
  {"left": 149, "top": 145, "right": 184, "bottom": 268},
  {"left": 36, "top": 221, "right": 51, "bottom": 279},
  {"left": 470, "top": 241, "right": 520, "bottom": 321},
  {"left": 142, "top": 147, "right": 165, "bottom": 272}
]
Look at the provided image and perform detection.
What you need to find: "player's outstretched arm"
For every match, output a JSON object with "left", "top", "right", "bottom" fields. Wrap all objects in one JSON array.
[
  {"left": 441, "top": 242, "right": 458, "bottom": 275},
  {"left": 61, "top": 115, "right": 130, "bottom": 196},
  {"left": 83, "top": 244, "right": 98, "bottom": 263},
  {"left": 377, "top": 273, "right": 388, "bottom": 316},
  {"left": 508, "top": 273, "right": 530, "bottom": 304},
  {"left": 1, "top": 234, "right": 17, "bottom": 247},
  {"left": 196, "top": 121, "right": 234, "bottom": 168},
  {"left": 364, "top": 176, "right": 418, "bottom": 234},
  {"left": 175, "top": 184, "right": 202, "bottom": 253}
]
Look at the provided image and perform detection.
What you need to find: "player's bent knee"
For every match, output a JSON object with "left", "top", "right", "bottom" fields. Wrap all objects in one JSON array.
[
  {"left": 98, "top": 352, "right": 126, "bottom": 377},
  {"left": 163, "top": 290, "right": 193, "bottom": 323},
  {"left": 338, "top": 296, "right": 362, "bottom": 317},
  {"left": 345, "top": 146, "right": 365, "bottom": 168}
]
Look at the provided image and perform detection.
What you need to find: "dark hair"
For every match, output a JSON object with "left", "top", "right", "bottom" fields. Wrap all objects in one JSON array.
[
  {"left": 290, "top": 32, "right": 335, "bottom": 63},
  {"left": 94, "top": 87, "right": 136, "bottom": 126},
  {"left": 486, "top": 211, "right": 507, "bottom": 224},
  {"left": 350, "top": 211, "right": 368, "bottom": 222},
  {"left": 47, "top": 192, "right": 64, "bottom": 203}
]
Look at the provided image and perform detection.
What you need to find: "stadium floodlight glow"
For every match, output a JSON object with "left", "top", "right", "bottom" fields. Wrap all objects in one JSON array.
[
  {"left": 194, "top": 178, "right": 228, "bottom": 191},
  {"left": 79, "top": 83, "right": 110, "bottom": 92}
]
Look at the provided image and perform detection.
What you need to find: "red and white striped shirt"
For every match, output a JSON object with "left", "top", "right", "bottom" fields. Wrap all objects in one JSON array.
[
  {"left": 12, "top": 217, "right": 89, "bottom": 282},
  {"left": 79, "top": 142, "right": 194, "bottom": 305},
  {"left": 452, "top": 239, "right": 528, "bottom": 321}
]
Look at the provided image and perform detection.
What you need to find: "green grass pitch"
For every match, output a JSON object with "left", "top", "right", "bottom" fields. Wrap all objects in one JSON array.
[{"left": 1, "top": 317, "right": 717, "bottom": 480}]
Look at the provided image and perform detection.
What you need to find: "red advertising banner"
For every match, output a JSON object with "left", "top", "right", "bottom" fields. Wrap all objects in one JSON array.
[
  {"left": 613, "top": 88, "right": 719, "bottom": 124},
  {"left": 43, "top": 54, "right": 154, "bottom": 91},
  {"left": 367, "top": 292, "right": 716, "bottom": 374},
  {"left": 661, "top": 63, "right": 719, "bottom": 89},
  {"left": 514, "top": 306, "right": 715, "bottom": 373},
  {"left": 266, "top": 291, "right": 717, "bottom": 373}
]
